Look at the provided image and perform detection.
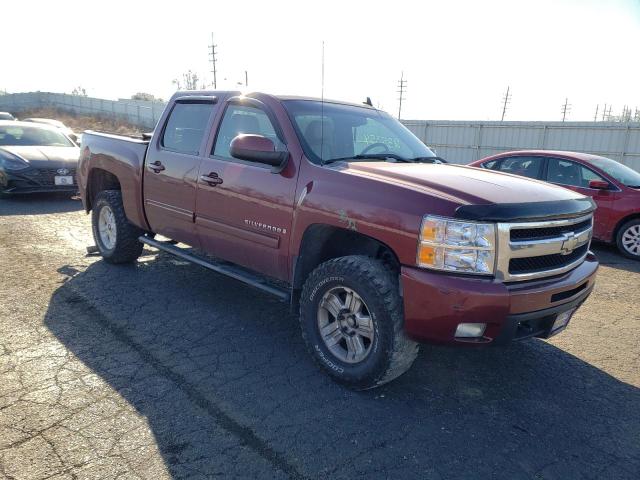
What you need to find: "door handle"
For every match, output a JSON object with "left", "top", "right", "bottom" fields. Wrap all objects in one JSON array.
[
  {"left": 199, "top": 172, "right": 223, "bottom": 186},
  {"left": 147, "top": 160, "right": 165, "bottom": 172}
]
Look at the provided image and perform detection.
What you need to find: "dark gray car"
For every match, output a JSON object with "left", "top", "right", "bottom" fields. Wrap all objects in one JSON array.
[{"left": 0, "top": 121, "right": 80, "bottom": 195}]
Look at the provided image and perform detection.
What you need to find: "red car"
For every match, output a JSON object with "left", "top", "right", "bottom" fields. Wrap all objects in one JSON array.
[{"left": 470, "top": 150, "right": 640, "bottom": 259}]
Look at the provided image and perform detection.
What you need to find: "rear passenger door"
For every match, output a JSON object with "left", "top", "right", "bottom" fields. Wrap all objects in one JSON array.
[
  {"left": 143, "top": 99, "right": 217, "bottom": 247},
  {"left": 484, "top": 156, "right": 545, "bottom": 180}
]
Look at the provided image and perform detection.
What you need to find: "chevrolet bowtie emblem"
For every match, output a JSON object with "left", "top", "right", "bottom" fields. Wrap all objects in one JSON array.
[{"left": 560, "top": 232, "right": 580, "bottom": 255}]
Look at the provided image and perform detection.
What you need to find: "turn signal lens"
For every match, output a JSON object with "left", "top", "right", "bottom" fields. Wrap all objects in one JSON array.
[
  {"left": 420, "top": 218, "right": 445, "bottom": 243},
  {"left": 417, "top": 244, "right": 443, "bottom": 268}
]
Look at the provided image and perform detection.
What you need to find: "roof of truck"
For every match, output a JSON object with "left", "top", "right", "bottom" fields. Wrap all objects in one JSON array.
[
  {"left": 274, "top": 95, "right": 377, "bottom": 109},
  {"left": 171, "top": 90, "right": 376, "bottom": 109}
]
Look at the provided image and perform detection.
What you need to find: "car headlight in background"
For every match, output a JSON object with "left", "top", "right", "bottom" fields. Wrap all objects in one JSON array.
[
  {"left": 417, "top": 215, "right": 496, "bottom": 275},
  {"left": 0, "top": 150, "right": 30, "bottom": 171}
]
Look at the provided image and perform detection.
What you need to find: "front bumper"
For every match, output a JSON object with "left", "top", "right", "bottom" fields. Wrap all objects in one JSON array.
[
  {"left": 0, "top": 167, "right": 78, "bottom": 194},
  {"left": 401, "top": 252, "right": 598, "bottom": 345}
]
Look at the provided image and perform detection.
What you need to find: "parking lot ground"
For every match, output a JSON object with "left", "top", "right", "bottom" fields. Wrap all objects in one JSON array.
[{"left": 1, "top": 195, "right": 639, "bottom": 480}]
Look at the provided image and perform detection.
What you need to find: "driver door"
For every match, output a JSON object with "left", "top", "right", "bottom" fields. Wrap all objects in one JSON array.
[{"left": 194, "top": 100, "right": 296, "bottom": 280}]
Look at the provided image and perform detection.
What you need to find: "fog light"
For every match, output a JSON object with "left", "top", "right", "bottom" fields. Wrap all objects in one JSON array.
[{"left": 455, "top": 323, "right": 486, "bottom": 338}]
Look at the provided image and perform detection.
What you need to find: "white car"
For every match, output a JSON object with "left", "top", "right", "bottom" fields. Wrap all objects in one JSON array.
[{"left": 22, "top": 118, "right": 79, "bottom": 144}]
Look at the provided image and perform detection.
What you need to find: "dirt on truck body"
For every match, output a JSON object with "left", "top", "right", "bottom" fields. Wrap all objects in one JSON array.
[{"left": 77, "top": 90, "right": 598, "bottom": 389}]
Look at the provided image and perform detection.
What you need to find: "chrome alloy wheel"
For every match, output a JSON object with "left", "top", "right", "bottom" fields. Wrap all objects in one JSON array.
[
  {"left": 98, "top": 205, "right": 117, "bottom": 250},
  {"left": 621, "top": 224, "right": 640, "bottom": 256},
  {"left": 317, "top": 286, "right": 375, "bottom": 364}
]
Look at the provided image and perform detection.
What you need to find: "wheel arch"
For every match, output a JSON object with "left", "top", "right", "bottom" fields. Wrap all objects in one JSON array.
[
  {"left": 291, "top": 224, "right": 401, "bottom": 310},
  {"left": 85, "top": 168, "right": 121, "bottom": 213},
  {"left": 612, "top": 212, "right": 640, "bottom": 243}
]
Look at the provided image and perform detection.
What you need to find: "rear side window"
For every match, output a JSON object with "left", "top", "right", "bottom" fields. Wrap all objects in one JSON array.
[
  {"left": 489, "top": 156, "right": 543, "bottom": 179},
  {"left": 161, "top": 103, "right": 213, "bottom": 155}
]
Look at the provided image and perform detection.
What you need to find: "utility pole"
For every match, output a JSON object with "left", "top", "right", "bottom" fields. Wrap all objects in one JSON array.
[
  {"left": 561, "top": 97, "right": 571, "bottom": 122},
  {"left": 397, "top": 72, "right": 407, "bottom": 120},
  {"left": 501, "top": 86, "right": 511, "bottom": 121},
  {"left": 209, "top": 33, "right": 218, "bottom": 89},
  {"left": 245, "top": 70, "right": 248, "bottom": 87},
  {"left": 593, "top": 104, "right": 599, "bottom": 122}
]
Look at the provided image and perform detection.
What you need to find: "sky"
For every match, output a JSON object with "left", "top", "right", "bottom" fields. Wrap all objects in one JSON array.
[{"left": 2, "top": 0, "right": 640, "bottom": 121}]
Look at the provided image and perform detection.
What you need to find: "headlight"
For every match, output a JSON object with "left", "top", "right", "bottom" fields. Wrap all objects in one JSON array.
[
  {"left": 0, "top": 150, "right": 30, "bottom": 171},
  {"left": 417, "top": 215, "right": 496, "bottom": 275}
]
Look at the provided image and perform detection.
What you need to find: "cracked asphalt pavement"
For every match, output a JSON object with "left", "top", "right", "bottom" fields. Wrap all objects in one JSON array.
[{"left": 0, "top": 194, "right": 639, "bottom": 479}]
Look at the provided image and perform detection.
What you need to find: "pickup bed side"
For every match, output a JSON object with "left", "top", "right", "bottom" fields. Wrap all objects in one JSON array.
[{"left": 78, "top": 132, "right": 150, "bottom": 231}]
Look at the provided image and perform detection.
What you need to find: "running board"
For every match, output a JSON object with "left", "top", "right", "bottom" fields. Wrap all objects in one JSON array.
[{"left": 139, "top": 236, "right": 291, "bottom": 302}]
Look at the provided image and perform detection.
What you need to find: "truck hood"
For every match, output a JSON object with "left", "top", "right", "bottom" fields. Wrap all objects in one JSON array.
[
  {"left": 341, "top": 162, "right": 584, "bottom": 205},
  {"left": 0, "top": 145, "right": 80, "bottom": 167}
]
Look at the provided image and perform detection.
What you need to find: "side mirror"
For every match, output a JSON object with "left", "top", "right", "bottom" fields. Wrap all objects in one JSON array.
[
  {"left": 230, "top": 134, "right": 288, "bottom": 173},
  {"left": 588, "top": 179, "right": 610, "bottom": 190}
]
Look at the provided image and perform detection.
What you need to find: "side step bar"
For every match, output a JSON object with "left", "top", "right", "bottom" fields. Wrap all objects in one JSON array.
[{"left": 139, "top": 236, "right": 291, "bottom": 302}]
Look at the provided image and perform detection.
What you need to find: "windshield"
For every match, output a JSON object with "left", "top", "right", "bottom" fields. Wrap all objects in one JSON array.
[
  {"left": 0, "top": 125, "right": 74, "bottom": 147},
  {"left": 282, "top": 100, "right": 435, "bottom": 164},
  {"left": 588, "top": 155, "right": 640, "bottom": 187}
]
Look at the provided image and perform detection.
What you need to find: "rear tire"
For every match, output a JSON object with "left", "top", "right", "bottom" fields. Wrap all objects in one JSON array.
[
  {"left": 299, "top": 255, "right": 419, "bottom": 390},
  {"left": 616, "top": 219, "right": 640, "bottom": 260},
  {"left": 92, "top": 190, "right": 144, "bottom": 264}
]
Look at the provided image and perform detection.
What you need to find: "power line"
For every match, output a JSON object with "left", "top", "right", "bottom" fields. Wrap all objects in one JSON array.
[
  {"left": 561, "top": 97, "right": 571, "bottom": 122},
  {"left": 397, "top": 72, "right": 407, "bottom": 120},
  {"left": 501, "top": 86, "right": 511, "bottom": 121},
  {"left": 208, "top": 33, "right": 218, "bottom": 89}
]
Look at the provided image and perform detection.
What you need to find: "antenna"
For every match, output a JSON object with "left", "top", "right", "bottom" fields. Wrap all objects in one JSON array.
[
  {"left": 320, "top": 41, "right": 325, "bottom": 162},
  {"left": 501, "top": 86, "right": 511, "bottom": 121}
]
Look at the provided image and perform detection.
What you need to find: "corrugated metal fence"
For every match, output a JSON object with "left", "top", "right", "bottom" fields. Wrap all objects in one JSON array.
[
  {"left": 2, "top": 93, "right": 640, "bottom": 173},
  {"left": 0, "top": 92, "right": 166, "bottom": 129},
  {"left": 402, "top": 120, "right": 640, "bottom": 172}
]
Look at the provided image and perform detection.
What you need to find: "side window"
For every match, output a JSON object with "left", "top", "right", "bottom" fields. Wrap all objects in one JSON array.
[
  {"left": 161, "top": 102, "right": 214, "bottom": 155},
  {"left": 491, "top": 156, "right": 543, "bottom": 179},
  {"left": 546, "top": 158, "right": 607, "bottom": 188},
  {"left": 482, "top": 160, "right": 498, "bottom": 170},
  {"left": 213, "top": 105, "right": 284, "bottom": 159}
]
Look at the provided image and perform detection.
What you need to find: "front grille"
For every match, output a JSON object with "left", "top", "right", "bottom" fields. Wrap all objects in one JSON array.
[
  {"left": 496, "top": 214, "right": 593, "bottom": 281},
  {"left": 509, "top": 244, "right": 589, "bottom": 275},
  {"left": 510, "top": 218, "right": 592, "bottom": 241},
  {"left": 25, "top": 168, "right": 77, "bottom": 186}
]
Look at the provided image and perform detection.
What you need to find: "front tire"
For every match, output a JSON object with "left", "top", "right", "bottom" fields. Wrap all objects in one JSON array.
[
  {"left": 92, "top": 190, "right": 144, "bottom": 264},
  {"left": 616, "top": 219, "right": 640, "bottom": 260},
  {"left": 299, "top": 255, "right": 419, "bottom": 390}
]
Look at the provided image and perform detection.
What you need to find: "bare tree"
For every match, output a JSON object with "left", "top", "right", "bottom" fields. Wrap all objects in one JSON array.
[
  {"left": 172, "top": 70, "right": 200, "bottom": 90},
  {"left": 71, "top": 86, "right": 87, "bottom": 96}
]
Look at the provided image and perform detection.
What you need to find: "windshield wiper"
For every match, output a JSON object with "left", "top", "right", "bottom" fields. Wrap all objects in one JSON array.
[
  {"left": 323, "top": 153, "right": 411, "bottom": 165},
  {"left": 409, "top": 156, "right": 447, "bottom": 164}
]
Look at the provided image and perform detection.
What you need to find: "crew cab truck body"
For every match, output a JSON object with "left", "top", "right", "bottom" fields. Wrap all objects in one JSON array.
[{"left": 78, "top": 90, "right": 598, "bottom": 389}]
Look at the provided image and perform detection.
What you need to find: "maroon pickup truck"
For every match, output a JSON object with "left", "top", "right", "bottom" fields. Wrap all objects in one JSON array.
[{"left": 78, "top": 91, "right": 598, "bottom": 389}]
